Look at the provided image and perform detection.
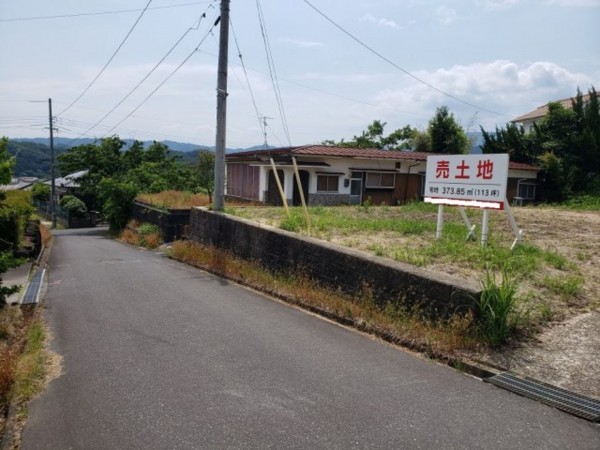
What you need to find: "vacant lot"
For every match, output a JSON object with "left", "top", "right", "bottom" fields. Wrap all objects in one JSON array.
[{"left": 228, "top": 203, "right": 600, "bottom": 398}]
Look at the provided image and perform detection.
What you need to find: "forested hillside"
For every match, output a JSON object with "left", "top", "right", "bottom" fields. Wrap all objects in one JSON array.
[{"left": 7, "top": 140, "right": 202, "bottom": 178}]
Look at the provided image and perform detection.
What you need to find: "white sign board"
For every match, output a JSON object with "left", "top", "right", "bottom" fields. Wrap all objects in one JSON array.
[{"left": 424, "top": 153, "right": 509, "bottom": 209}]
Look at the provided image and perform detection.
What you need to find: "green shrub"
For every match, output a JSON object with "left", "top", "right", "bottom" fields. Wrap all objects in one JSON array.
[
  {"left": 98, "top": 179, "right": 139, "bottom": 232},
  {"left": 31, "top": 182, "right": 50, "bottom": 202},
  {"left": 0, "top": 191, "right": 33, "bottom": 249},
  {"left": 0, "top": 250, "right": 23, "bottom": 306},
  {"left": 59, "top": 195, "right": 88, "bottom": 218}
]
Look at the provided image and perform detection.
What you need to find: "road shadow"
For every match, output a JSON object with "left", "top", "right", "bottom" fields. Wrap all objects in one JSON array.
[{"left": 51, "top": 227, "right": 110, "bottom": 238}]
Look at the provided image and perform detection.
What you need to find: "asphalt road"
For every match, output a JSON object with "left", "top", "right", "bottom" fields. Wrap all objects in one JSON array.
[{"left": 22, "top": 228, "right": 600, "bottom": 449}]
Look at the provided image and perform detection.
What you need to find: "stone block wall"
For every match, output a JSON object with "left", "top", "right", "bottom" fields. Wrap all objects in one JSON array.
[
  {"left": 189, "top": 208, "right": 480, "bottom": 317},
  {"left": 307, "top": 193, "right": 351, "bottom": 206}
]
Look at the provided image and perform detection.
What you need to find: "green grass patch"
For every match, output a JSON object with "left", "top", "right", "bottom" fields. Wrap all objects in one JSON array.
[
  {"left": 11, "top": 317, "right": 46, "bottom": 402},
  {"left": 543, "top": 275, "right": 584, "bottom": 300}
]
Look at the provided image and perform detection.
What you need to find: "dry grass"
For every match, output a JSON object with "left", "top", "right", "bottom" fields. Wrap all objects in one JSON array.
[
  {"left": 136, "top": 190, "right": 262, "bottom": 210},
  {"left": 0, "top": 306, "right": 47, "bottom": 441},
  {"left": 170, "top": 240, "right": 478, "bottom": 355},
  {"left": 120, "top": 221, "right": 162, "bottom": 249},
  {"left": 39, "top": 223, "right": 52, "bottom": 248},
  {"left": 136, "top": 191, "right": 210, "bottom": 210}
]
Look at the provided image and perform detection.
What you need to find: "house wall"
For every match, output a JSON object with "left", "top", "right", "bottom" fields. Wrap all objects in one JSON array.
[
  {"left": 226, "top": 163, "right": 262, "bottom": 201},
  {"left": 226, "top": 159, "right": 537, "bottom": 206},
  {"left": 507, "top": 169, "right": 538, "bottom": 202}
]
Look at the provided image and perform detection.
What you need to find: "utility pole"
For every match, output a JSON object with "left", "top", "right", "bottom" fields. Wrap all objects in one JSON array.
[
  {"left": 261, "top": 115, "right": 273, "bottom": 149},
  {"left": 48, "top": 98, "right": 57, "bottom": 229},
  {"left": 213, "top": 0, "right": 230, "bottom": 211}
]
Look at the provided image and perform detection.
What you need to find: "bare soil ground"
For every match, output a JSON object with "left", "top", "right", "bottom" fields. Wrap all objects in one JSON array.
[
  {"left": 477, "top": 208, "right": 600, "bottom": 399},
  {"left": 233, "top": 206, "right": 600, "bottom": 399}
]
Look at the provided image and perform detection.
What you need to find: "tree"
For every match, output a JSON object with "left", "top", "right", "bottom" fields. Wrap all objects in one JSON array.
[
  {"left": 480, "top": 86, "right": 600, "bottom": 200},
  {"left": 427, "top": 106, "right": 469, "bottom": 154},
  {"left": 323, "top": 120, "right": 419, "bottom": 151},
  {"left": 481, "top": 123, "right": 538, "bottom": 163},
  {"left": 0, "top": 137, "right": 14, "bottom": 185},
  {"left": 197, "top": 151, "right": 215, "bottom": 202},
  {"left": 31, "top": 182, "right": 51, "bottom": 202}
]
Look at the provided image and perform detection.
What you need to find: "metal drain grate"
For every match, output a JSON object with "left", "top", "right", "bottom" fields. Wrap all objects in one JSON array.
[
  {"left": 21, "top": 268, "right": 45, "bottom": 305},
  {"left": 485, "top": 372, "right": 600, "bottom": 422}
]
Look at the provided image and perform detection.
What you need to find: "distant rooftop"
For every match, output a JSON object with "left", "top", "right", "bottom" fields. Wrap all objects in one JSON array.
[
  {"left": 43, "top": 170, "right": 88, "bottom": 189},
  {"left": 512, "top": 92, "right": 598, "bottom": 123},
  {"left": 228, "top": 145, "right": 538, "bottom": 171},
  {"left": 0, "top": 177, "right": 38, "bottom": 191}
]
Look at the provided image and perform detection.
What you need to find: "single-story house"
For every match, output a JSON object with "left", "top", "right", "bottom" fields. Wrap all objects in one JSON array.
[
  {"left": 0, "top": 176, "right": 38, "bottom": 191},
  {"left": 225, "top": 145, "right": 539, "bottom": 206},
  {"left": 43, "top": 169, "right": 88, "bottom": 204},
  {"left": 511, "top": 92, "right": 599, "bottom": 132}
]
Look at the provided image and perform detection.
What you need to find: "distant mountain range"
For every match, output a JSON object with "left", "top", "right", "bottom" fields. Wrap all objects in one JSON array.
[
  {"left": 7, "top": 137, "right": 273, "bottom": 178},
  {"left": 7, "top": 134, "right": 485, "bottom": 179},
  {"left": 12, "top": 137, "right": 270, "bottom": 154}
]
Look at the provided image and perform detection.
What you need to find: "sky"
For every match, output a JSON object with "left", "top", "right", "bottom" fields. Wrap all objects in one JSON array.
[{"left": 1, "top": 0, "right": 599, "bottom": 149}]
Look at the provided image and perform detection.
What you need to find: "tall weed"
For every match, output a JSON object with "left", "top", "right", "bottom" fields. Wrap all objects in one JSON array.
[{"left": 473, "top": 269, "right": 522, "bottom": 347}]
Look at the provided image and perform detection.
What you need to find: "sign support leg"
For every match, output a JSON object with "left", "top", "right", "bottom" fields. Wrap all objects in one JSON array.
[
  {"left": 481, "top": 209, "right": 490, "bottom": 246},
  {"left": 504, "top": 199, "right": 523, "bottom": 250},
  {"left": 436, "top": 205, "right": 444, "bottom": 240},
  {"left": 458, "top": 207, "right": 476, "bottom": 240}
]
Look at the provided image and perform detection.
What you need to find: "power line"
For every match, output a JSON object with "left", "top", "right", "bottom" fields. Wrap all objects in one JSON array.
[
  {"left": 229, "top": 18, "right": 265, "bottom": 140},
  {"left": 99, "top": 21, "right": 218, "bottom": 140},
  {"left": 300, "top": 0, "right": 507, "bottom": 117},
  {"left": 255, "top": 0, "right": 292, "bottom": 146},
  {"left": 57, "top": 0, "right": 154, "bottom": 117},
  {"left": 197, "top": 48, "right": 427, "bottom": 119},
  {"left": 0, "top": 2, "right": 211, "bottom": 23},
  {"left": 72, "top": 5, "right": 215, "bottom": 139}
]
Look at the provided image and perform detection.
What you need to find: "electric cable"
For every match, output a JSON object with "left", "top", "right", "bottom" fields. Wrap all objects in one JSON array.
[
  {"left": 229, "top": 18, "right": 266, "bottom": 140},
  {"left": 57, "top": 0, "right": 154, "bottom": 117},
  {"left": 255, "top": 0, "right": 292, "bottom": 146},
  {"left": 301, "top": 0, "right": 507, "bottom": 117},
  {"left": 99, "top": 19, "right": 219, "bottom": 140},
  {"left": 71, "top": 4, "right": 215, "bottom": 139},
  {"left": 0, "top": 2, "right": 210, "bottom": 23}
]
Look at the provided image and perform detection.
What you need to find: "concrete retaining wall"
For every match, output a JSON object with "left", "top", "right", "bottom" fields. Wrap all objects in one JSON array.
[
  {"left": 131, "top": 202, "right": 191, "bottom": 242},
  {"left": 189, "top": 208, "right": 480, "bottom": 317}
]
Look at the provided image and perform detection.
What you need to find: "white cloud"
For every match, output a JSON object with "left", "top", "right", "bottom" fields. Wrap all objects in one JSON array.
[
  {"left": 359, "top": 14, "right": 399, "bottom": 29},
  {"left": 435, "top": 6, "right": 457, "bottom": 25},
  {"left": 279, "top": 38, "right": 324, "bottom": 48},
  {"left": 542, "top": 0, "right": 600, "bottom": 6},
  {"left": 477, "top": 0, "right": 521, "bottom": 10},
  {"left": 371, "top": 60, "right": 593, "bottom": 129}
]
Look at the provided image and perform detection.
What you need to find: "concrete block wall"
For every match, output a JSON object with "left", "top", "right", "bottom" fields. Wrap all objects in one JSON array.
[
  {"left": 131, "top": 202, "right": 191, "bottom": 242},
  {"left": 189, "top": 208, "right": 480, "bottom": 317}
]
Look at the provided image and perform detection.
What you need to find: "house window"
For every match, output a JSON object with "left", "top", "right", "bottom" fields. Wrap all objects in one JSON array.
[
  {"left": 517, "top": 181, "right": 536, "bottom": 200},
  {"left": 365, "top": 172, "right": 395, "bottom": 189},
  {"left": 317, "top": 175, "right": 339, "bottom": 192}
]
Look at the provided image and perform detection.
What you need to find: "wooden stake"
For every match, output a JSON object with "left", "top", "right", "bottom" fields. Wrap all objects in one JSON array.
[
  {"left": 292, "top": 157, "right": 311, "bottom": 230},
  {"left": 269, "top": 157, "right": 289, "bottom": 216}
]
